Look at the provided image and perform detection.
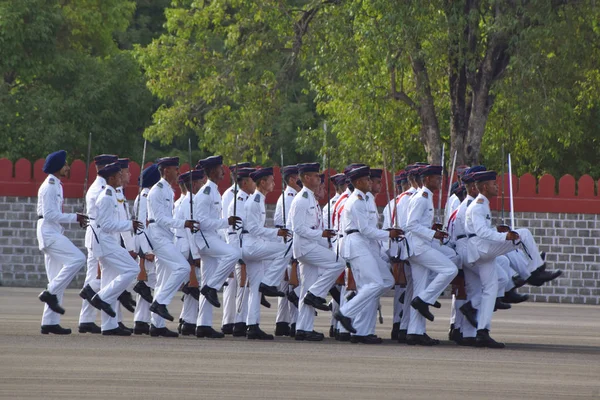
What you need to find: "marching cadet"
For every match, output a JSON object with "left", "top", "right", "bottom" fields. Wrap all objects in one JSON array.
[
  {"left": 331, "top": 164, "right": 364, "bottom": 341},
  {"left": 273, "top": 165, "right": 301, "bottom": 337},
  {"left": 78, "top": 154, "right": 118, "bottom": 334},
  {"left": 323, "top": 173, "right": 347, "bottom": 337},
  {"left": 146, "top": 157, "right": 199, "bottom": 337},
  {"left": 132, "top": 164, "right": 160, "bottom": 335},
  {"left": 174, "top": 169, "right": 206, "bottom": 336},
  {"left": 237, "top": 168, "right": 292, "bottom": 339},
  {"left": 395, "top": 165, "right": 422, "bottom": 343},
  {"left": 405, "top": 165, "right": 458, "bottom": 346},
  {"left": 289, "top": 163, "right": 345, "bottom": 341},
  {"left": 194, "top": 155, "right": 242, "bottom": 338},
  {"left": 221, "top": 162, "right": 252, "bottom": 335},
  {"left": 114, "top": 158, "right": 137, "bottom": 329},
  {"left": 91, "top": 162, "right": 144, "bottom": 336},
  {"left": 384, "top": 170, "right": 410, "bottom": 340},
  {"left": 446, "top": 166, "right": 486, "bottom": 345},
  {"left": 225, "top": 167, "right": 256, "bottom": 337},
  {"left": 37, "top": 150, "right": 88, "bottom": 334},
  {"left": 334, "top": 166, "right": 397, "bottom": 343},
  {"left": 464, "top": 170, "right": 562, "bottom": 348}
]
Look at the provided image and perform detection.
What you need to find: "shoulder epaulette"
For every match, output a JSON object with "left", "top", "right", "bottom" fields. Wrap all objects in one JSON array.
[
  {"left": 476, "top": 198, "right": 484, "bottom": 204},
  {"left": 254, "top": 194, "right": 261, "bottom": 203},
  {"left": 365, "top": 195, "right": 369, "bottom": 201},
  {"left": 157, "top": 182, "right": 163, "bottom": 188},
  {"left": 237, "top": 196, "right": 244, "bottom": 201},
  {"left": 106, "top": 188, "right": 112, "bottom": 196},
  {"left": 143, "top": 193, "right": 148, "bottom": 197},
  {"left": 48, "top": 178, "right": 55, "bottom": 185},
  {"left": 288, "top": 192, "right": 295, "bottom": 196},
  {"left": 422, "top": 192, "right": 429, "bottom": 198},
  {"left": 203, "top": 186, "right": 211, "bottom": 195},
  {"left": 357, "top": 194, "right": 364, "bottom": 201},
  {"left": 302, "top": 191, "right": 308, "bottom": 198},
  {"left": 407, "top": 192, "right": 413, "bottom": 196},
  {"left": 101, "top": 186, "right": 105, "bottom": 189}
]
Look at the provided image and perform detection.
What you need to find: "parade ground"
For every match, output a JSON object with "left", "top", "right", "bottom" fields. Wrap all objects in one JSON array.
[{"left": 0, "top": 287, "right": 599, "bottom": 400}]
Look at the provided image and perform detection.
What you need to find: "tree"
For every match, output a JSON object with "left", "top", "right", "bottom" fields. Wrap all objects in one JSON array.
[
  {"left": 139, "top": 0, "right": 599, "bottom": 175},
  {"left": 0, "top": 0, "right": 153, "bottom": 161}
]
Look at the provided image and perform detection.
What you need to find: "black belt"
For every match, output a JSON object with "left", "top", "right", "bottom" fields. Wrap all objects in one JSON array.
[
  {"left": 228, "top": 230, "right": 249, "bottom": 235},
  {"left": 38, "top": 216, "right": 43, "bottom": 219},
  {"left": 345, "top": 229, "right": 359, "bottom": 235},
  {"left": 458, "top": 234, "right": 477, "bottom": 239},
  {"left": 148, "top": 219, "right": 155, "bottom": 224}
]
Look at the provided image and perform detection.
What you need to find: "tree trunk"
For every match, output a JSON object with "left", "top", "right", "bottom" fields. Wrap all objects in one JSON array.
[{"left": 411, "top": 54, "right": 442, "bottom": 164}]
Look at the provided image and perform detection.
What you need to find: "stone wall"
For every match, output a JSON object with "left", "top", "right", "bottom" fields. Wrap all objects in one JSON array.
[{"left": 1, "top": 195, "right": 599, "bottom": 304}]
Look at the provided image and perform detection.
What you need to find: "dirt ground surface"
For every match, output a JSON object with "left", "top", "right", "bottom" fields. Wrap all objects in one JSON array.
[{"left": 0, "top": 287, "right": 599, "bottom": 400}]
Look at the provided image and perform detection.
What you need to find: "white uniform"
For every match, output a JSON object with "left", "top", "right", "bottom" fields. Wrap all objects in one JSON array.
[
  {"left": 194, "top": 180, "right": 241, "bottom": 328},
  {"left": 79, "top": 175, "right": 106, "bottom": 324},
  {"left": 274, "top": 186, "right": 298, "bottom": 325},
  {"left": 331, "top": 188, "right": 352, "bottom": 334},
  {"left": 242, "top": 191, "right": 288, "bottom": 325},
  {"left": 147, "top": 178, "right": 190, "bottom": 328},
  {"left": 406, "top": 187, "right": 458, "bottom": 335},
  {"left": 132, "top": 188, "right": 157, "bottom": 324},
  {"left": 464, "top": 193, "right": 544, "bottom": 332},
  {"left": 227, "top": 190, "right": 250, "bottom": 326},
  {"left": 37, "top": 174, "right": 86, "bottom": 326},
  {"left": 396, "top": 188, "right": 416, "bottom": 331},
  {"left": 290, "top": 187, "right": 345, "bottom": 333},
  {"left": 443, "top": 193, "right": 461, "bottom": 228},
  {"left": 220, "top": 184, "right": 238, "bottom": 327},
  {"left": 174, "top": 192, "right": 202, "bottom": 325},
  {"left": 338, "top": 189, "right": 393, "bottom": 335},
  {"left": 94, "top": 186, "right": 139, "bottom": 331}
]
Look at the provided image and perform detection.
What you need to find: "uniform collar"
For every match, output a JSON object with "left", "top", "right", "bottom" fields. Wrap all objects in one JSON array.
[
  {"left": 422, "top": 186, "right": 433, "bottom": 196},
  {"left": 285, "top": 186, "right": 297, "bottom": 195},
  {"left": 207, "top": 179, "right": 219, "bottom": 189},
  {"left": 353, "top": 188, "right": 366, "bottom": 198},
  {"left": 407, "top": 187, "right": 417, "bottom": 194},
  {"left": 239, "top": 189, "right": 250, "bottom": 197},
  {"left": 303, "top": 186, "right": 315, "bottom": 197},
  {"left": 466, "top": 194, "right": 475, "bottom": 201}
]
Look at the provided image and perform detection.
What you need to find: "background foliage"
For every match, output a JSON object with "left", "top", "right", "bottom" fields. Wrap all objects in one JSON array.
[{"left": 2, "top": 0, "right": 599, "bottom": 178}]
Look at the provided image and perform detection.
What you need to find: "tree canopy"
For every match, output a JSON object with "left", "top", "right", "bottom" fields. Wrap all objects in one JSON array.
[{"left": 2, "top": 0, "right": 599, "bottom": 178}]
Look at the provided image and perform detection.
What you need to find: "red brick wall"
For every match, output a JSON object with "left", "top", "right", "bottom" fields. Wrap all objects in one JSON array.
[{"left": 1, "top": 158, "right": 598, "bottom": 213}]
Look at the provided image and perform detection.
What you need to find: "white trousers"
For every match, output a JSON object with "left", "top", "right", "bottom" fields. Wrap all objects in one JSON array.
[
  {"left": 296, "top": 245, "right": 346, "bottom": 331},
  {"left": 399, "top": 264, "right": 413, "bottom": 331},
  {"left": 41, "top": 235, "right": 86, "bottom": 326},
  {"left": 98, "top": 249, "right": 138, "bottom": 330},
  {"left": 79, "top": 249, "right": 101, "bottom": 324},
  {"left": 133, "top": 260, "right": 156, "bottom": 323},
  {"left": 221, "top": 277, "right": 237, "bottom": 326},
  {"left": 197, "top": 236, "right": 240, "bottom": 327},
  {"left": 152, "top": 241, "right": 189, "bottom": 328},
  {"left": 407, "top": 248, "right": 458, "bottom": 335},
  {"left": 339, "top": 251, "right": 393, "bottom": 330},
  {"left": 205, "top": 237, "right": 242, "bottom": 289},
  {"left": 296, "top": 261, "right": 318, "bottom": 332},
  {"left": 180, "top": 260, "right": 200, "bottom": 325}
]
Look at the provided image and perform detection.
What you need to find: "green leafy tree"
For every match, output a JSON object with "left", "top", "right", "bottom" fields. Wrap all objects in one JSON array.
[{"left": 0, "top": 0, "right": 153, "bottom": 162}]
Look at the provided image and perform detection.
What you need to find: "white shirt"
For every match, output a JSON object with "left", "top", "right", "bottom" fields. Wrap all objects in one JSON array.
[
  {"left": 340, "top": 188, "right": 389, "bottom": 259},
  {"left": 116, "top": 186, "right": 135, "bottom": 252},
  {"left": 133, "top": 187, "right": 153, "bottom": 254},
  {"left": 322, "top": 192, "right": 341, "bottom": 230},
  {"left": 84, "top": 176, "right": 106, "bottom": 250},
  {"left": 406, "top": 187, "right": 436, "bottom": 256},
  {"left": 147, "top": 178, "right": 185, "bottom": 248},
  {"left": 464, "top": 193, "right": 508, "bottom": 263},
  {"left": 36, "top": 174, "right": 77, "bottom": 250},
  {"left": 94, "top": 185, "right": 134, "bottom": 257},
  {"left": 274, "top": 186, "right": 297, "bottom": 227},
  {"left": 226, "top": 189, "right": 250, "bottom": 245},
  {"left": 289, "top": 186, "right": 326, "bottom": 257},
  {"left": 174, "top": 192, "right": 203, "bottom": 258},
  {"left": 193, "top": 179, "right": 228, "bottom": 236},
  {"left": 244, "top": 191, "right": 279, "bottom": 245}
]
